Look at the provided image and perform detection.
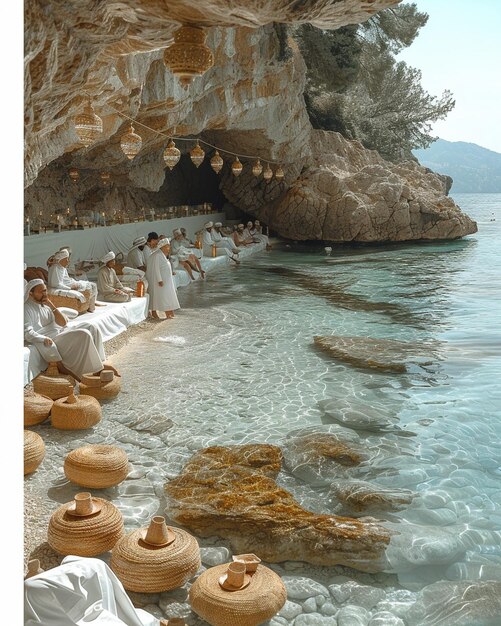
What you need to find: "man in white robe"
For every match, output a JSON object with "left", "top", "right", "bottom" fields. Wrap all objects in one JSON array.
[
  {"left": 253, "top": 219, "right": 271, "bottom": 249},
  {"left": 145, "top": 237, "right": 180, "bottom": 319},
  {"left": 48, "top": 249, "right": 98, "bottom": 312},
  {"left": 143, "top": 232, "right": 159, "bottom": 267},
  {"left": 24, "top": 279, "right": 110, "bottom": 381},
  {"left": 179, "top": 227, "right": 203, "bottom": 260},
  {"left": 59, "top": 245, "right": 95, "bottom": 281},
  {"left": 126, "top": 236, "right": 147, "bottom": 271},
  {"left": 170, "top": 229, "right": 205, "bottom": 280},
  {"left": 212, "top": 222, "right": 241, "bottom": 252},
  {"left": 202, "top": 221, "right": 240, "bottom": 263},
  {"left": 97, "top": 252, "right": 134, "bottom": 302},
  {"left": 233, "top": 223, "right": 255, "bottom": 248}
]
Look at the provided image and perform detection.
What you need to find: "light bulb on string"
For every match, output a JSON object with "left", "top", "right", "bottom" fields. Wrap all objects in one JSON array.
[
  {"left": 163, "top": 140, "right": 181, "bottom": 169},
  {"left": 263, "top": 164, "right": 273, "bottom": 181},
  {"left": 275, "top": 166, "right": 285, "bottom": 181},
  {"left": 210, "top": 150, "right": 224, "bottom": 174},
  {"left": 74, "top": 98, "right": 103, "bottom": 147},
  {"left": 252, "top": 159, "right": 263, "bottom": 177},
  {"left": 120, "top": 125, "right": 142, "bottom": 160},
  {"left": 190, "top": 141, "right": 205, "bottom": 168},
  {"left": 231, "top": 157, "right": 243, "bottom": 177}
]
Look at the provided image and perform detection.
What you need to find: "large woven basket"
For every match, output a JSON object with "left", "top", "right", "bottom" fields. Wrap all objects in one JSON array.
[
  {"left": 24, "top": 393, "right": 53, "bottom": 426},
  {"left": 111, "top": 516, "right": 201, "bottom": 593},
  {"left": 32, "top": 362, "right": 75, "bottom": 400},
  {"left": 79, "top": 372, "right": 121, "bottom": 401},
  {"left": 49, "top": 289, "right": 91, "bottom": 313},
  {"left": 24, "top": 430, "right": 46, "bottom": 475},
  {"left": 189, "top": 562, "right": 287, "bottom": 626},
  {"left": 48, "top": 492, "right": 124, "bottom": 556},
  {"left": 51, "top": 391, "right": 101, "bottom": 430},
  {"left": 64, "top": 445, "right": 129, "bottom": 488}
]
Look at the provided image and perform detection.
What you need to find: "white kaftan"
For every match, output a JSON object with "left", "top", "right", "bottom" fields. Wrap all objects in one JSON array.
[
  {"left": 145, "top": 249, "right": 180, "bottom": 312},
  {"left": 48, "top": 263, "right": 98, "bottom": 308},
  {"left": 127, "top": 246, "right": 146, "bottom": 269},
  {"left": 202, "top": 229, "right": 235, "bottom": 258},
  {"left": 142, "top": 245, "right": 156, "bottom": 267},
  {"left": 24, "top": 299, "right": 105, "bottom": 376},
  {"left": 97, "top": 266, "right": 132, "bottom": 302}
]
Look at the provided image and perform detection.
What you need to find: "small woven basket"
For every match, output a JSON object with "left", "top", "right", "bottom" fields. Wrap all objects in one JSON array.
[
  {"left": 24, "top": 430, "right": 46, "bottom": 475},
  {"left": 48, "top": 492, "right": 124, "bottom": 556},
  {"left": 49, "top": 290, "right": 91, "bottom": 313},
  {"left": 189, "top": 562, "right": 287, "bottom": 626},
  {"left": 24, "top": 393, "right": 53, "bottom": 426},
  {"left": 32, "top": 362, "right": 75, "bottom": 400},
  {"left": 51, "top": 391, "right": 101, "bottom": 430},
  {"left": 111, "top": 516, "right": 201, "bottom": 593},
  {"left": 64, "top": 445, "right": 129, "bottom": 488},
  {"left": 79, "top": 372, "right": 121, "bottom": 401}
]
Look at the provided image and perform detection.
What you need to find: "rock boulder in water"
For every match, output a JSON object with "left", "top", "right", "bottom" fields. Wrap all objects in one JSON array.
[{"left": 329, "top": 480, "right": 415, "bottom": 515}]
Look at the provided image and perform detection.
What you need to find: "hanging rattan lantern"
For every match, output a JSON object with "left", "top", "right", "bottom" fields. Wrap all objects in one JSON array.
[
  {"left": 275, "top": 166, "right": 285, "bottom": 181},
  {"left": 231, "top": 157, "right": 243, "bottom": 177},
  {"left": 263, "top": 164, "right": 273, "bottom": 182},
  {"left": 69, "top": 168, "right": 80, "bottom": 183},
  {"left": 120, "top": 125, "right": 142, "bottom": 160},
  {"left": 163, "top": 26, "right": 214, "bottom": 88},
  {"left": 100, "top": 171, "right": 111, "bottom": 185},
  {"left": 210, "top": 151, "right": 224, "bottom": 174},
  {"left": 190, "top": 141, "right": 205, "bottom": 168},
  {"left": 74, "top": 100, "right": 103, "bottom": 147},
  {"left": 163, "top": 140, "right": 181, "bottom": 170},
  {"left": 252, "top": 159, "right": 263, "bottom": 177}
]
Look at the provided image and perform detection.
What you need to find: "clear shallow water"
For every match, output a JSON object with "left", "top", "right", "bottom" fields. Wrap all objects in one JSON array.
[{"left": 29, "top": 194, "right": 501, "bottom": 624}]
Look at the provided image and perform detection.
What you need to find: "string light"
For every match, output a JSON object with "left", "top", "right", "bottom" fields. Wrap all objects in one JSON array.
[
  {"left": 275, "top": 166, "right": 285, "bottom": 181},
  {"left": 120, "top": 125, "right": 142, "bottom": 160},
  {"left": 68, "top": 168, "right": 80, "bottom": 183},
  {"left": 263, "top": 164, "right": 273, "bottom": 181},
  {"left": 252, "top": 159, "right": 263, "bottom": 177},
  {"left": 74, "top": 99, "right": 103, "bottom": 147},
  {"left": 190, "top": 141, "right": 205, "bottom": 167},
  {"left": 210, "top": 151, "right": 224, "bottom": 174},
  {"left": 231, "top": 157, "right": 243, "bottom": 177},
  {"left": 163, "top": 140, "right": 181, "bottom": 169}
]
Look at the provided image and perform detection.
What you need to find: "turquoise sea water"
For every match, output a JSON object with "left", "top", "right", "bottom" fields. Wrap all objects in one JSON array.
[{"left": 31, "top": 194, "right": 501, "bottom": 623}]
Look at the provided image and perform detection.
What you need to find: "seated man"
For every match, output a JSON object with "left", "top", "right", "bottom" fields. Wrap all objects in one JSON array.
[
  {"left": 97, "top": 251, "right": 134, "bottom": 302},
  {"left": 232, "top": 223, "right": 255, "bottom": 247},
  {"left": 170, "top": 229, "right": 205, "bottom": 280},
  {"left": 24, "top": 279, "right": 116, "bottom": 382},
  {"left": 179, "top": 227, "right": 203, "bottom": 259},
  {"left": 202, "top": 221, "right": 240, "bottom": 263},
  {"left": 48, "top": 248, "right": 98, "bottom": 312},
  {"left": 59, "top": 245, "right": 95, "bottom": 280},
  {"left": 213, "top": 222, "right": 241, "bottom": 252},
  {"left": 127, "top": 236, "right": 147, "bottom": 271}
]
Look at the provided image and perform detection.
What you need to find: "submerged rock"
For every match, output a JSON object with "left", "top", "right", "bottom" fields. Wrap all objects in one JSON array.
[
  {"left": 164, "top": 444, "right": 392, "bottom": 572},
  {"left": 329, "top": 480, "right": 415, "bottom": 515},
  {"left": 404, "top": 580, "right": 501, "bottom": 625},
  {"left": 314, "top": 335, "right": 435, "bottom": 373},
  {"left": 317, "top": 398, "right": 400, "bottom": 433}
]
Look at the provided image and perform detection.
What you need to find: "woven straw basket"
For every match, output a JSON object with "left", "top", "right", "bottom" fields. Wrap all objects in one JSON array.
[
  {"left": 33, "top": 362, "right": 75, "bottom": 400},
  {"left": 50, "top": 290, "right": 91, "bottom": 313},
  {"left": 51, "top": 391, "right": 101, "bottom": 430},
  {"left": 24, "top": 393, "right": 53, "bottom": 426},
  {"left": 189, "top": 562, "right": 287, "bottom": 626},
  {"left": 48, "top": 492, "right": 124, "bottom": 556},
  {"left": 64, "top": 445, "right": 129, "bottom": 488},
  {"left": 24, "top": 430, "right": 46, "bottom": 475},
  {"left": 111, "top": 516, "right": 201, "bottom": 593},
  {"left": 79, "top": 372, "right": 121, "bottom": 401}
]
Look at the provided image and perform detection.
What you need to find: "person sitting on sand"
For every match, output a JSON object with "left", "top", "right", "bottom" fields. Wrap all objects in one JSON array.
[
  {"left": 24, "top": 279, "right": 118, "bottom": 382},
  {"left": 97, "top": 252, "right": 134, "bottom": 302},
  {"left": 48, "top": 248, "right": 98, "bottom": 313}
]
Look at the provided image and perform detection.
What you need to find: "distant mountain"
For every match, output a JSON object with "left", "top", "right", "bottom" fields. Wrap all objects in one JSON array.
[{"left": 413, "top": 139, "right": 501, "bottom": 193}]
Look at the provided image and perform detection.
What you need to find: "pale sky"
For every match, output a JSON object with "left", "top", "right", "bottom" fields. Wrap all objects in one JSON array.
[{"left": 397, "top": 0, "right": 501, "bottom": 153}]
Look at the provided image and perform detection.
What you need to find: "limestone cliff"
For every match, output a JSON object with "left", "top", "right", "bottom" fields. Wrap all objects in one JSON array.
[{"left": 24, "top": 0, "right": 477, "bottom": 241}]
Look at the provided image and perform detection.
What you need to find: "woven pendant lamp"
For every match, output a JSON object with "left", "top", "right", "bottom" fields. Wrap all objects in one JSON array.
[
  {"left": 231, "top": 157, "right": 243, "bottom": 177},
  {"left": 274, "top": 166, "right": 285, "bottom": 181},
  {"left": 24, "top": 430, "right": 45, "bottom": 475},
  {"left": 210, "top": 151, "right": 224, "bottom": 174},
  {"left": 163, "top": 140, "right": 181, "bottom": 170},
  {"left": 51, "top": 390, "right": 102, "bottom": 430},
  {"left": 79, "top": 371, "right": 121, "bottom": 401},
  {"left": 190, "top": 141, "right": 205, "bottom": 168},
  {"left": 64, "top": 445, "right": 129, "bottom": 489},
  {"left": 68, "top": 168, "right": 80, "bottom": 183},
  {"left": 32, "top": 362, "right": 75, "bottom": 400},
  {"left": 74, "top": 100, "right": 103, "bottom": 147},
  {"left": 120, "top": 125, "right": 142, "bottom": 160},
  {"left": 189, "top": 561, "right": 287, "bottom": 626},
  {"left": 263, "top": 164, "right": 273, "bottom": 182},
  {"left": 48, "top": 492, "right": 124, "bottom": 556},
  {"left": 163, "top": 25, "right": 214, "bottom": 88},
  {"left": 252, "top": 159, "right": 263, "bottom": 177},
  {"left": 24, "top": 393, "right": 53, "bottom": 427},
  {"left": 100, "top": 171, "right": 111, "bottom": 185},
  {"left": 111, "top": 516, "right": 201, "bottom": 593}
]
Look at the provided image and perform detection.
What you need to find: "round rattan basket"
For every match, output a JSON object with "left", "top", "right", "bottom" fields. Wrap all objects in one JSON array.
[
  {"left": 24, "top": 430, "right": 46, "bottom": 475},
  {"left": 64, "top": 445, "right": 129, "bottom": 488},
  {"left": 79, "top": 372, "right": 121, "bottom": 401},
  {"left": 24, "top": 393, "right": 53, "bottom": 426},
  {"left": 33, "top": 362, "right": 75, "bottom": 400},
  {"left": 111, "top": 516, "right": 201, "bottom": 593},
  {"left": 51, "top": 391, "right": 101, "bottom": 430},
  {"left": 189, "top": 562, "right": 287, "bottom": 626},
  {"left": 48, "top": 492, "right": 124, "bottom": 556}
]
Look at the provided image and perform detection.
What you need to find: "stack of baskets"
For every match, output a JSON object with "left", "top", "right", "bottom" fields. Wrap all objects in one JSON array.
[{"left": 64, "top": 445, "right": 129, "bottom": 488}]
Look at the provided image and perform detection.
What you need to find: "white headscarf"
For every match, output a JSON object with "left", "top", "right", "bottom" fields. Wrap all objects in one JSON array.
[
  {"left": 204, "top": 221, "right": 213, "bottom": 229},
  {"left": 54, "top": 249, "right": 70, "bottom": 262},
  {"left": 132, "top": 236, "right": 147, "bottom": 248},
  {"left": 157, "top": 238, "right": 170, "bottom": 248},
  {"left": 101, "top": 251, "right": 115, "bottom": 264},
  {"left": 173, "top": 229, "right": 182, "bottom": 236},
  {"left": 24, "top": 278, "right": 44, "bottom": 302},
  {"left": 214, "top": 222, "right": 222, "bottom": 227},
  {"left": 60, "top": 246, "right": 72, "bottom": 255}
]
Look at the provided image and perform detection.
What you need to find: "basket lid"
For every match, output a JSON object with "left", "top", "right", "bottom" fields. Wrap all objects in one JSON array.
[
  {"left": 218, "top": 572, "right": 252, "bottom": 591},
  {"left": 139, "top": 516, "right": 176, "bottom": 547}
]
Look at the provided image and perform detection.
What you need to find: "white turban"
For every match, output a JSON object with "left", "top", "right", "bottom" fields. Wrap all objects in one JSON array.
[
  {"left": 60, "top": 246, "right": 72, "bottom": 255},
  {"left": 54, "top": 249, "right": 70, "bottom": 261},
  {"left": 101, "top": 251, "right": 115, "bottom": 264},
  {"left": 204, "top": 221, "right": 213, "bottom": 229},
  {"left": 158, "top": 238, "right": 170, "bottom": 248},
  {"left": 238, "top": 223, "right": 244, "bottom": 228},
  {"left": 214, "top": 222, "right": 222, "bottom": 227},
  {"left": 132, "top": 236, "right": 147, "bottom": 247},
  {"left": 173, "top": 229, "right": 182, "bottom": 236},
  {"left": 24, "top": 278, "right": 44, "bottom": 302}
]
